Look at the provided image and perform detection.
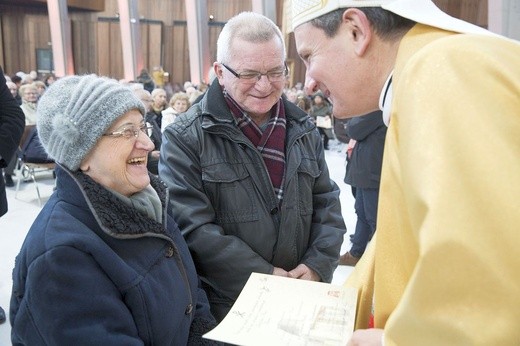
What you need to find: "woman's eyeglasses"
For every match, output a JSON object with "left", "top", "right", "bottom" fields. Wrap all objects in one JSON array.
[{"left": 103, "top": 123, "right": 153, "bottom": 139}]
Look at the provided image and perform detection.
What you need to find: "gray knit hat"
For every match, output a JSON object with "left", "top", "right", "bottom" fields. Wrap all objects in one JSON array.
[{"left": 37, "top": 74, "right": 145, "bottom": 171}]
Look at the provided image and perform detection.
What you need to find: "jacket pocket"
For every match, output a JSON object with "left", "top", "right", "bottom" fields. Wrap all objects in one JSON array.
[
  {"left": 202, "top": 162, "right": 259, "bottom": 224},
  {"left": 297, "top": 157, "right": 321, "bottom": 215}
]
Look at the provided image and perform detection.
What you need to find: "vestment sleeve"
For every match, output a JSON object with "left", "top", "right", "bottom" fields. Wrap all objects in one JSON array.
[{"left": 383, "top": 36, "right": 520, "bottom": 344}]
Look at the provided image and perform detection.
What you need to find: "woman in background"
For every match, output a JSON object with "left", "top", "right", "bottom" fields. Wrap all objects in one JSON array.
[{"left": 161, "top": 91, "right": 190, "bottom": 132}]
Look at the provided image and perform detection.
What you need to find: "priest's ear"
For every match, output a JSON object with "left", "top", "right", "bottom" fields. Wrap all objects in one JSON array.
[{"left": 342, "top": 8, "right": 372, "bottom": 56}]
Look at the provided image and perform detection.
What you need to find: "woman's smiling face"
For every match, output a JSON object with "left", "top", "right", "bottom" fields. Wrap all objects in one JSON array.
[{"left": 79, "top": 109, "right": 155, "bottom": 197}]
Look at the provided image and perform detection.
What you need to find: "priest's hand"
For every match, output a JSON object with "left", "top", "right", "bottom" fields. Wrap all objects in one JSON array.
[{"left": 347, "top": 328, "right": 383, "bottom": 346}]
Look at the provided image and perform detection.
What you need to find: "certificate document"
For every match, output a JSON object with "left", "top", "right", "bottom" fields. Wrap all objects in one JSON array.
[
  {"left": 203, "top": 272, "right": 357, "bottom": 345},
  {"left": 316, "top": 116, "right": 332, "bottom": 129}
]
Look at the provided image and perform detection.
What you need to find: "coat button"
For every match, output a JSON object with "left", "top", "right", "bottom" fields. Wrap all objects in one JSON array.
[
  {"left": 270, "top": 207, "right": 278, "bottom": 215},
  {"left": 185, "top": 303, "right": 193, "bottom": 315},
  {"left": 165, "top": 246, "right": 174, "bottom": 258}
]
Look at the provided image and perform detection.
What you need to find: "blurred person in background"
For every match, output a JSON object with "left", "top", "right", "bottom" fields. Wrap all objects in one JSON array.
[
  {"left": 161, "top": 92, "right": 190, "bottom": 132},
  {"left": 0, "top": 66, "right": 25, "bottom": 321},
  {"left": 145, "top": 88, "right": 167, "bottom": 175}
]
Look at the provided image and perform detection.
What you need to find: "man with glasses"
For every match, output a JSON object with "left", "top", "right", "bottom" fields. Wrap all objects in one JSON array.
[{"left": 159, "top": 11, "right": 346, "bottom": 322}]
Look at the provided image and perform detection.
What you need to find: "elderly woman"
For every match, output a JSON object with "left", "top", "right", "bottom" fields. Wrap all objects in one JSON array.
[
  {"left": 32, "top": 80, "right": 47, "bottom": 99},
  {"left": 161, "top": 91, "right": 190, "bottom": 132},
  {"left": 18, "top": 83, "right": 39, "bottom": 125},
  {"left": 10, "top": 75, "right": 218, "bottom": 344}
]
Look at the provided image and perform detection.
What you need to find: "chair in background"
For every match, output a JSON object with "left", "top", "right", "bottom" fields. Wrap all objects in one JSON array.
[
  {"left": 15, "top": 162, "right": 55, "bottom": 206},
  {"left": 14, "top": 125, "right": 55, "bottom": 206}
]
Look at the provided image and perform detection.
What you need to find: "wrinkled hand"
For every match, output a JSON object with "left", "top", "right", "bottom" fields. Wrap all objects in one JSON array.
[
  {"left": 347, "top": 329, "right": 383, "bottom": 346},
  {"left": 347, "top": 139, "right": 356, "bottom": 159},
  {"left": 272, "top": 267, "right": 289, "bottom": 277},
  {"left": 288, "top": 264, "right": 320, "bottom": 281}
]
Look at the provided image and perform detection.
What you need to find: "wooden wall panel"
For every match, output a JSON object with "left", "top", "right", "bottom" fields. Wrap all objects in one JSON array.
[
  {"left": 98, "top": 0, "right": 185, "bottom": 23},
  {"left": 286, "top": 32, "right": 306, "bottom": 88},
  {"left": 161, "top": 26, "right": 174, "bottom": 83},
  {"left": 461, "top": 0, "right": 488, "bottom": 27},
  {"left": 0, "top": 0, "right": 265, "bottom": 82},
  {"left": 207, "top": 0, "right": 251, "bottom": 22},
  {"left": 137, "top": 22, "right": 163, "bottom": 78},
  {"left": 26, "top": 21, "right": 37, "bottom": 70},
  {"left": 139, "top": 24, "right": 150, "bottom": 72},
  {"left": 26, "top": 15, "right": 52, "bottom": 72},
  {"left": 146, "top": 23, "right": 163, "bottom": 71},
  {"left": 68, "top": 0, "right": 105, "bottom": 12},
  {"left": 169, "top": 23, "right": 190, "bottom": 85},
  {"left": 209, "top": 25, "right": 224, "bottom": 62},
  {"left": 94, "top": 20, "right": 124, "bottom": 78},
  {"left": 160, "top": 23, "right": 223, "bottom": 87},
  {"left": 0, "top": 6, "right": 52, "bottom": 76},
  {"left": 98, "top": 0, "right": 250, "bottom": 24},
  {"left": 72, "top": 20, "right": 97, "bottom": 74},
  {"left": 96, "top": 22, "right": 110, "bottom": 76},
  {"left": 108, "top": 22, "right": 123, "bottom": 78},
  {"left": 1, "top": 15, "right": 22, "bottom": 74},
  {"left": 90, "top": 0, "right": 251, "bottom": 83},
  {"left": 433, "top": 0, "right": 488, "bottom": 27}
]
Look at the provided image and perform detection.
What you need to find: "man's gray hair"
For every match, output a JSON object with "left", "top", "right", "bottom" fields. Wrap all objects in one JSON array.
[
  {"left": 311, "top": 7, "right": 414, "bottom": 41},
  {"left": 217, "top": 11, "right": 286, "bottom": 64}
]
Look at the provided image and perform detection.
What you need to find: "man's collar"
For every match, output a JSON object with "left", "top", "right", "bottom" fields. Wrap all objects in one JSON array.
[{"left": 379, "top": 71, "right": 393, "bottom": 126}]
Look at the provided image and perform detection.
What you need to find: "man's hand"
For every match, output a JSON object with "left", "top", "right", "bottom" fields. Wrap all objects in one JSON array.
[
  {"left": 347, "top": 329, "right": 384, "bottom": 346},
  {"left": 272, "top": 267, "right": 289, "bottom": 277},
  {"left": 288, "top": 264, "right": 320, "bottom": 281}
]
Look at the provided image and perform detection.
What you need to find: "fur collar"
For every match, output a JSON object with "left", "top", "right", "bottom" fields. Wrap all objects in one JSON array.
[{"left": 72, "top": 171, "right": 170, "bottom": 238}]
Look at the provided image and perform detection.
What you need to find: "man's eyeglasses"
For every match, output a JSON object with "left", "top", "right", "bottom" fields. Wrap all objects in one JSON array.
[
  {"left": 103, "top": 123, "right": 153, "bottom": 139},
  {"left": 221, "top": 62, "right": 288, "bottom": 84}
]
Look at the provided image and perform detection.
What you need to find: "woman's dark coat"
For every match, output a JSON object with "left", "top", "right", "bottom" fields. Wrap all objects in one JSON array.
[{"left": 10, "top": 165, "right": 216, "bottom": 345}]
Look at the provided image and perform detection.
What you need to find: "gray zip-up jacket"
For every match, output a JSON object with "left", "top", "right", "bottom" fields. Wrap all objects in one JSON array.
[{"left": 159, "top": 80, "right": 346, "bottom": 320}]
